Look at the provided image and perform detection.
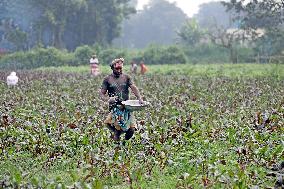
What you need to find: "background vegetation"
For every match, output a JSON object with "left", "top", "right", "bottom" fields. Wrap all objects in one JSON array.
[{"left": 0, "top": 0, "right": 283, "bottom": 69}]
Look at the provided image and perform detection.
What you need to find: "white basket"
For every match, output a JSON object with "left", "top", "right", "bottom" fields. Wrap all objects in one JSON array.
[{"left": 121, "top": 100, "right": 150, "bottom": 111}]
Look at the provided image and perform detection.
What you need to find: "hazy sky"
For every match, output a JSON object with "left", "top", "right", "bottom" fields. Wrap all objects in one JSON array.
[{"left": 137, "top": 0, "right": 220, "bottom": 17}]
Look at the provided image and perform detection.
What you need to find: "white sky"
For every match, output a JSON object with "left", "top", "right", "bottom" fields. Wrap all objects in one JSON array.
[{"left": 137, "top": 0, "right": 221, "bottom": 17}]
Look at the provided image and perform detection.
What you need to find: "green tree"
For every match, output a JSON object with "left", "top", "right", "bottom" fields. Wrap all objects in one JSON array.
[
  {"left": 28, "top": 0, "right": 87, "bottom": 49},
  {"left": 1, "top": 0, "right": 136, "bottom": 50},
  {"left": 222, "top": 0, "right": 284, "bottom": 60},
  {"left": 177, "top": 18, "right": 205, "bottom": 47},
  {"left": 208, "top": 27, "right": 245, "bottom": 63},
  {"left": 222, "top": 0, "right": 283, "bottom": 30},
  {"left": 0, "top": 0, "right": 38, "bottom": 50},
  {"left": 6, "top": 28, "right": 28, "bottom": 50},
  {"left": 252, "top": 28, "right": 284, "bottom": 62},
  {"left": 64, "top": 0, "right": 136, "bottom": 50},
  {"left": 194, "top": 1, "right": 252, "bottom": 63}
]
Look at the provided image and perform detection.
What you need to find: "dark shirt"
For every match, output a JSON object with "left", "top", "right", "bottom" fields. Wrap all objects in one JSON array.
[{"left": 101, "top": 73, "right": 133, "bottom": 101}]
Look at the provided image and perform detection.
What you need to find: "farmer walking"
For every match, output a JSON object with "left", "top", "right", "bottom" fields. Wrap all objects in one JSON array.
[
  {"left": 140, "top": 60, "right": 148, "bottom": 75},
  {"left": 89, "top": 54, "right": 100, "bottom": 76},
  {"left": 99, "top": 58, "right": 144, "bottom": 141},
  {"left": 6, "top": 71, "right": 19, "bottom": 86},
  {"left": 130, "top": 61, "right": 138, "bottom": 74}
]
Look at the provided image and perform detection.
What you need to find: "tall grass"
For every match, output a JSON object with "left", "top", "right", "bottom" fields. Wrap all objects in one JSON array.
[{"left": 38, "top": 63, "right": 284, "bottom": 78}]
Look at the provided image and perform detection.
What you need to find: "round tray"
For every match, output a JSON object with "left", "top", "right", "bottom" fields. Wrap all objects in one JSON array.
[{"left": 121, "top": 100, "right": 150, "bottom": 111}]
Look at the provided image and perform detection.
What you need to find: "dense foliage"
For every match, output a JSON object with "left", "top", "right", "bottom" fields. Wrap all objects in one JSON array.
[
  {"left": 177, "top": 19, "right": 205, "bottom": 47},
  {"left": 0, "top": 47, "right": 74, "bottom": 69},
  {"left": 222, "top": 0, "right": 284, "bottom": 30},
  {"left": 0, "top": 67, "right": 283, "bottom": 188},
  {"left": 0, "top": 0, "right": 135, "bottom": 50},
  {"left": 1, "top": 0, "right": 283, "bottom": 65},
  {"left": 0, "top": 43, "right": 261, "bottom": 69},
  {"left": 221, "top": 0, "right": 284, "bottom": 58}
]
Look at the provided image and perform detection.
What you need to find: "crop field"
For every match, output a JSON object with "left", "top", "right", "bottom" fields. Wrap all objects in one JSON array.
[{"left": 0, "top": 64, "right": 283, "bottom": 188}]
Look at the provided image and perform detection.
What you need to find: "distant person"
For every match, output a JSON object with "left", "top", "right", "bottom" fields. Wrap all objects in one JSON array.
[
  {"left": 99, "top": 57, "right": 144, "bottom": 141},
  {"left": 89, "top": 54, "right": 100, "bottom": 76},
  {"left": 130, "top": 61, "right": 138, "bottom": 74},
  {"left": 140, "top": 60, "right": 148, "bottom": 75},
  {"left": 6, "top": 71, "right": 18, "bottom": 86}
]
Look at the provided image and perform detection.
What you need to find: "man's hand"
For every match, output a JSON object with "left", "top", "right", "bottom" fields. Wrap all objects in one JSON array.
[
  {"left": 139, "top": 98, "right": 144, "bottom": 105},
  {"left": 108, "top": 96, "right": 118, "bottom": 104}
]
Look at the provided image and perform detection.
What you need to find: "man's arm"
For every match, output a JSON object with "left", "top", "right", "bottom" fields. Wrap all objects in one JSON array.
[
  {"left": 130, "top": 84, "right": 143, "bottom": 103},
  {"left": 99, "top": 88, "right": 117, "bottom": 103},
  {"left": 99, "top": 88, "right": 108, "bottom": 101}
]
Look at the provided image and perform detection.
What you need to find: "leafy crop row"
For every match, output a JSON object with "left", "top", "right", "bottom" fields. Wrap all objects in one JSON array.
[{"left": 0, "top": 71, "right": 283, "bottom": 188}]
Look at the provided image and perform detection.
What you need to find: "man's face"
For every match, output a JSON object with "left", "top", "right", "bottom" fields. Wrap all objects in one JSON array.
[{"left": 113, "top": 61, "right": 123, "bottom": 76}]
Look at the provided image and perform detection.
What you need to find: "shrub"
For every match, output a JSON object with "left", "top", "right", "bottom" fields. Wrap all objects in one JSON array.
[
  {"left": 0, "top": 47, "right": 74, "bottom": 69},
  {"left": 74, "top": 45, "right": 94, "bottom": 66},
  {"left": 143, "top": 45, "right": 163, "bottom": 64},
  {"left": 161, "top": 46, "right": 187, "bottom": 64},
  {"left": 0, "top": 51, "right": 26, "bottom": 69},
  {"left": 99, "top": 48, "right": 128, "bottom": 65},
  {"left": 143, "top": 45, "right": 186, "bottom": 64},
  {"left": 236, "top": 46, "right": 254, "bottom": 63},
  {"left": 182, "top": 44, "right": 229, "bottom": 63}
]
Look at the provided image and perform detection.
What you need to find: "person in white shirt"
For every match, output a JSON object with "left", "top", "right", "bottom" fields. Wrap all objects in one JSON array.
[
  {"left": 7, "top": 71, "right": 19, "bottom": 86},
  {"left": 89, "top": 54, "right": 100, "bottom": 76},
  {"left": 130, "top": 61, "right": 138, "bottom": 74}
]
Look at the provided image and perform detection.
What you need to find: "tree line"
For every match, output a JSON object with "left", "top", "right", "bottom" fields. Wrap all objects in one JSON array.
[
  {"left": 0, "top": 0, "right": 135, "bottom": 51},
  {"left": 176, "top": 0, "right": 284, "bottom": 63},
  {"left": 0, "top": 0, "right": 283, "bottom": 65}
]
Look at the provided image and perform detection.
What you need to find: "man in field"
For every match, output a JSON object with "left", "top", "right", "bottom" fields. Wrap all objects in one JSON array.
[
  {"left": 130, "top": 61, "right": 138, "bottom": 74},
  {"left": 140, "top": 60, "right": 148, "bottom": 75},
  {"left": 7, "top": 71, "right": 19, "bottom": 86},
  {"left": 89, "top": 54, "right": 100, "bottom": 76},
  {"left": 99, "top": 58, "right": 144, "bottom": 141}
]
